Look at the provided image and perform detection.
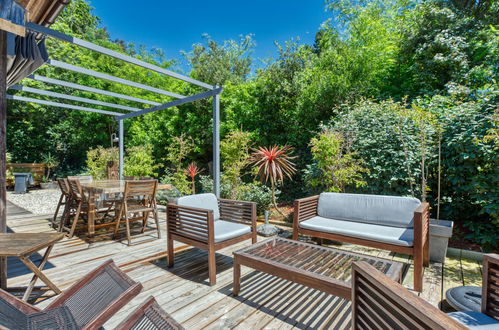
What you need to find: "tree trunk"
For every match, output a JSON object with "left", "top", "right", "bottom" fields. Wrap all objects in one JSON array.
[{"left": 271, "top": 180, "right": 285, "bottom": 217}]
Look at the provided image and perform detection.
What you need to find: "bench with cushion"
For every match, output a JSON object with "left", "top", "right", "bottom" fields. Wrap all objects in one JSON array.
[
  {"left": 167, "top": 193, "right": 256, "bottom": 285},
  {"left": 293, "top": 192, "right": 429, "bottom": 292}
]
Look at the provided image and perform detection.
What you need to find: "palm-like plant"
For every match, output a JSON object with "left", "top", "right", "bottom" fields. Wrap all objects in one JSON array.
[
  {"left": 185, "top": 162, "right": 203, "bottom": 194},
  {"left": 251, "top": 145, "right": 296, "bottom": 216}
]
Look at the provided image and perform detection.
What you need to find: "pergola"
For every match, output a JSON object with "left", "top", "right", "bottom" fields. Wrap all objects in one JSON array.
[{"left": 0, "top": 0, "right": 222, "bottom": 288}]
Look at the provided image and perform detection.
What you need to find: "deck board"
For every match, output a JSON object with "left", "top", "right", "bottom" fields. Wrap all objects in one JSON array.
[{"left": 5, "top": 205, "right": 482, "bottom": 329}]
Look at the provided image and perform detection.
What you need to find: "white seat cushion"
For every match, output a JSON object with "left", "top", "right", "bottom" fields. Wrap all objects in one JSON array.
[
  {"left": 214, "top": 220, "right": 251, "bottom": 243},
  {"left": 177, "top": 193, "right": 220, "bottom": 220},
  {"left": 300, "top": 216, "right": 414, "bottom": 247},
  {"left": 448, "top": 311, "right": 499, "bottom": 329}
]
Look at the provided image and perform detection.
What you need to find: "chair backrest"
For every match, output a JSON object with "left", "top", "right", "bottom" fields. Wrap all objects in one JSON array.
[
  {"left": 115, "top": 296, "right": 184, "bottom": 330},
  {"left": 124, "top": 180, "right": 158, "bottom": 205},
  {"left": 317, "top": 193, "right": 421, "bottom": 228},
  {"left": 46, "top": 259, "right": 142, "bottom": 329},
  {"left": 67, "top": 175, "right": 93, "bottom": 184},
  {"left": 107, "top": 161, "right": 119, "bottom": 180},
  {"left": 67, "top": 178, "right": 84, "bottom": 201},
  {"left": 57, "top": 178, "right": 70, "bottom": 196},
  {"left": 177, "top": 193, "right": 220, "bottom": 220},
  {"left": 351, "top": 261, "right": 467, "bottom": 330},
  {"left": 482, "top": 253, "right": 499, "bottom": 320}
]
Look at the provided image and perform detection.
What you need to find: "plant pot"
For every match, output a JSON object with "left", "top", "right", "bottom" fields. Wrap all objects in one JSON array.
[{"left": 429, "top": 218, "right": 454, "bottom": 263}]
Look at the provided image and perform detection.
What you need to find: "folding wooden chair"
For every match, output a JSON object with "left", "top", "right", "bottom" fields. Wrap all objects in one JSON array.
[
  {"left": 52, "top": 178, "right": 71, "bottom": 229},
  {"left": 114, "top": 180, "right": 161, "bottom": 245}
]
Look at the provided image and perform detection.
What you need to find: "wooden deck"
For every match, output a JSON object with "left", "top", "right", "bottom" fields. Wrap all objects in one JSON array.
[{"left": 5, "top": 201, "right": 482, "bottom": 329}]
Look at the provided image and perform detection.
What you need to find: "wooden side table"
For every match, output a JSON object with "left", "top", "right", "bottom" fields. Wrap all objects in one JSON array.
[{"left": 0, "top": 233, "right": 64, "bottom": 300}]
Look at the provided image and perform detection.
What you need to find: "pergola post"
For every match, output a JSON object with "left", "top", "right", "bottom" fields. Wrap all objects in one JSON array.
[
  {"left": 0, "top": 30, "right": 8, "bottom": 289},
  {"left": 118, "top": 119, "right": 124, "bottom": 179},
  {"left": 213, "top": 91, "right": 220, "bottom": 197}
]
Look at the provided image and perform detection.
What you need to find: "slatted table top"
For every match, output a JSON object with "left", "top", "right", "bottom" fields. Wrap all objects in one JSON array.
[
  {"left": 233, "top": 237, "right": 403, "bottom": 299},
  {"left": 0, "top": 233, "right": 64, "bottom": 257}
]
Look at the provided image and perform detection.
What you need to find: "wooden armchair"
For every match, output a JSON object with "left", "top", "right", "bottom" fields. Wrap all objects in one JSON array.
[
  {"left": 0, "top": 259, "right": 142, "bottom": 330},
  {"left": 167, "top": 193, "right": 257, "bottom": 285},
  {"left": 115, "top": 296, "right": 184, "bottom": 330},
  {"left": 351, "top": 261, "right": 467, "bottom": 329},
  {"left": 293, "top": 193, "right": 430, "bottom": 292}
]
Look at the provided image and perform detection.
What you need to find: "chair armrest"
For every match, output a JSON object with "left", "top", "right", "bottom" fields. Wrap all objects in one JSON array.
[
  {"left": 482, "top": 253, "right": 499, "bottom": 320},
  {"left": 218, "top": 198, "right": 257, "bottom": 229},
  {"left": 0, "top": 288, "right": 41, "bottom": 315},
  {"left": 166, "top": 203, "right": 215, "bottom": 243},
  {"left": 294, "top": 195, "right": 319, "bottom": 224},
  {"left": 413, "top": 202, "right": 430, "bottom": 248}
]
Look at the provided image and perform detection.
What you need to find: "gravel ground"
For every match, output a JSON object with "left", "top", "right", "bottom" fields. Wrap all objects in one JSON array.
[{"left": 7, "top": 189, "right": 61, "bottom": 215}]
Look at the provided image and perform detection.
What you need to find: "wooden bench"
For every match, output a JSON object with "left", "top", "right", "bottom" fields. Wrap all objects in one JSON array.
[{"left": 293, "top": 193, "right": 430, "bottom": 292}]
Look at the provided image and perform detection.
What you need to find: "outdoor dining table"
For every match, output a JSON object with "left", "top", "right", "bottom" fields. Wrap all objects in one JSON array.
[
  {"left": 0, "top": 232, "right": 64, "bottom": 300},
  {"left": 81, "top": 180, "right": 172, "bottom": 237}
]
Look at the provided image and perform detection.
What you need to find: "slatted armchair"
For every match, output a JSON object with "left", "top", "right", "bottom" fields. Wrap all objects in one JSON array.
[
  {"left": 351, "top": 261, "right": 467, "bottom": 330},
  {"left": 0, "top": 259, "right": 142, "bottom": 330},
  {"left": 293, "top": 193, "right": 430, "bottom": 292},
  {"left": 116, "top": 296, "right": 184, "bottom": 330},
  {"left": 167, "top": 193, "right": 257, "bottom": 285}
]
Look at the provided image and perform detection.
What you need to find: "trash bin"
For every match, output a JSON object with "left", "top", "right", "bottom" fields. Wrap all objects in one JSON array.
[{"left": 13, "top": 173, "right": 34, "bottom": 194}]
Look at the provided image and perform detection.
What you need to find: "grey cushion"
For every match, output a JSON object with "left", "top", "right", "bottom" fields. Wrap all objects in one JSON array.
[
  {"left": 299, "top": 216, "right": 414, "bottom": 247},
  {"left": 448, "top": 311, "right": 499, "bottom": 329},
  {"left": 177, "top": 193, "right": 220, "bottom": 220},
  {"left": 214, "top": 220, "right": 251, "bottom": 243},
  {"left": 317, "top": 193, "right": 420, "bottom": 228}
]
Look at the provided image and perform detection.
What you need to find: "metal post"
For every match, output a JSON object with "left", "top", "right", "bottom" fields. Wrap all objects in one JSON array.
[
  {"left": 118, "top": 119, "right": 124, "bottom": 179},
  {"left": 212, "top": 91, "right": 220, "bottom": 197},
  {"left": 0, "top": 30, "right": 8, "bottom": 289}
]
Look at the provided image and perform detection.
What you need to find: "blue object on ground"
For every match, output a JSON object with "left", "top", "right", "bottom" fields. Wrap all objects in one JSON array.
[{"left": 13, "top": 173, "right": 34, "bottom": 194}]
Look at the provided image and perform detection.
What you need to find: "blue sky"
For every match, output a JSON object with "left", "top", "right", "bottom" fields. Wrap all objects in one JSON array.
[{"left": 90, "top": 0, "right": 329, "bottom": 71}]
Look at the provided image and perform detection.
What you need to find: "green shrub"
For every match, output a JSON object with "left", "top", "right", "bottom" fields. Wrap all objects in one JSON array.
[
  {"left": 86, "top": 147, "right": 118, "bottom": 180},
  {"left": 124, "top": 145, "right": 160, "bottom": 178},
  {"left": 199, "top": 175, "right": 277, "bottom": 215}
]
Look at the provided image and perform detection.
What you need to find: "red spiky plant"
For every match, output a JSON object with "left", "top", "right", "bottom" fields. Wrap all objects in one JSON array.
[
  {"left": 185, "top": 162, "right": 203, "bottom": 194},
  {"left": 251, "top": 145, "right": 296, "bottom": 216}
]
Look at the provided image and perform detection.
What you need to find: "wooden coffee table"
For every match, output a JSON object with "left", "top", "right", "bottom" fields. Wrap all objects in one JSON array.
[{"left": 233, "top": 237, "right": 403, "bottom": 300}]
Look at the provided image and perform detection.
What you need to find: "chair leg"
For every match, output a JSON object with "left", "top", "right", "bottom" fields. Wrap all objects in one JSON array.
[
  {"left": 124, "top": 213, "right": 132, "bottom": 246},
  {"left": 414, "top": 250, "right": 423, "bottom": 292},
  {"left": 52, "top": 195, "right": 64, "bottom": 227},
  {"left": 68, "top": 203, "right": 82, "bottom": 237},
  {"left": 167, "top": 234, "right": 174, "bottom": 267},
  {"left": 114, "top": 206, "right": 123, "bottom": 237},
  {"left": 292, "top": 229, "right": 298, "bottom": 240},
  {"left": 208, "top": 248, "right": 216, "bottom": 286},
  {"left": 141, "top": 211, "right": 148, "bottom": 233},
  {"left": 154, "top": 208, "right": 161, "bottom": 239}
]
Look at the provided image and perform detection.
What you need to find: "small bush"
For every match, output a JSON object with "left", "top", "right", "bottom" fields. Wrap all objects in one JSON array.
[
  {"left": 124, "top": 145, "right": 160, "bottom": 178},
  {"left": 86, "top": 147, "right": 118, "bottom": 180}
]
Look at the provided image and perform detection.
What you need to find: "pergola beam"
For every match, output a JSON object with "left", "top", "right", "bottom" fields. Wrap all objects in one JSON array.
[
  {"left": 27, "top": 74, "right": 161, "bottom": 106},
  {"left": 116, "top": 87, "right": 223, "bottom": 120},
  {"left": 48, "top": 59, "right": 186, "bottom": 99},
  {"left": 7, "top": 95, "right": 121, "bottom": 116},
  {"left": 9, "top": 85, "right": 140, "bottom": 112},
  {"left": 27, "top": 22, "right": 214, "bottom": 90}
]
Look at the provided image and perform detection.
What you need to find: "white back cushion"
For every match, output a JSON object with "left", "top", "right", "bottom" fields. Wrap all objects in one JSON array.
[
  {"left": 317, "top": 193, "right": 420, "bottom": 228},
  {"left": 177, "top": 193, "right": 220, "bottom": 220}
]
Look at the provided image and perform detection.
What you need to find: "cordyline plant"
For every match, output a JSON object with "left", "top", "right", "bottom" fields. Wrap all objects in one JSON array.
[
  {"left": 185, "top": 162, "right": 203, "bottom": 194},
  {"left": 251, "top": 145, "right": 296, "bottom": 216}
]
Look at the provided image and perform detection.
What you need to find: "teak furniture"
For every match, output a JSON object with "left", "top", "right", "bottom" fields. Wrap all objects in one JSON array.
[
  {"left": 351, "top": 261, "right": 467, "bottom": 329},
  {"left": 74, "top": 180, "right": 171, "bottom": 237},
  {"left": 232, "top": 237, "right": 403, "bottom": 299},
  {"left": 52, "top": 178, "right": 71, "bottom": 229},
  {"left": 0, "top": 232, "right": 64, "bottom": 300},
  {"left": 167, "top": 193, "right": 257, "bottom": 285},
  {"left": 0, "top": 259, "right": 142, "bottom": 329},
  {"left": 293, "top": 193, "right": 430, "bottom": 292},
  {"left": 116, "top": 296, "right": 184, "bottom": 330},
  {"left": 114, "top": 180, "right": 161, "bottom": 245}
]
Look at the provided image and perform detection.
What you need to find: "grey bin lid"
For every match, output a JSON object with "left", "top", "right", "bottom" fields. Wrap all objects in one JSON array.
[
  {"left": 446, "top": 285, "right": 482, "bottom": 312},
  {"left": 13, "top": 172, "right": 34, "bottom": 185}
]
